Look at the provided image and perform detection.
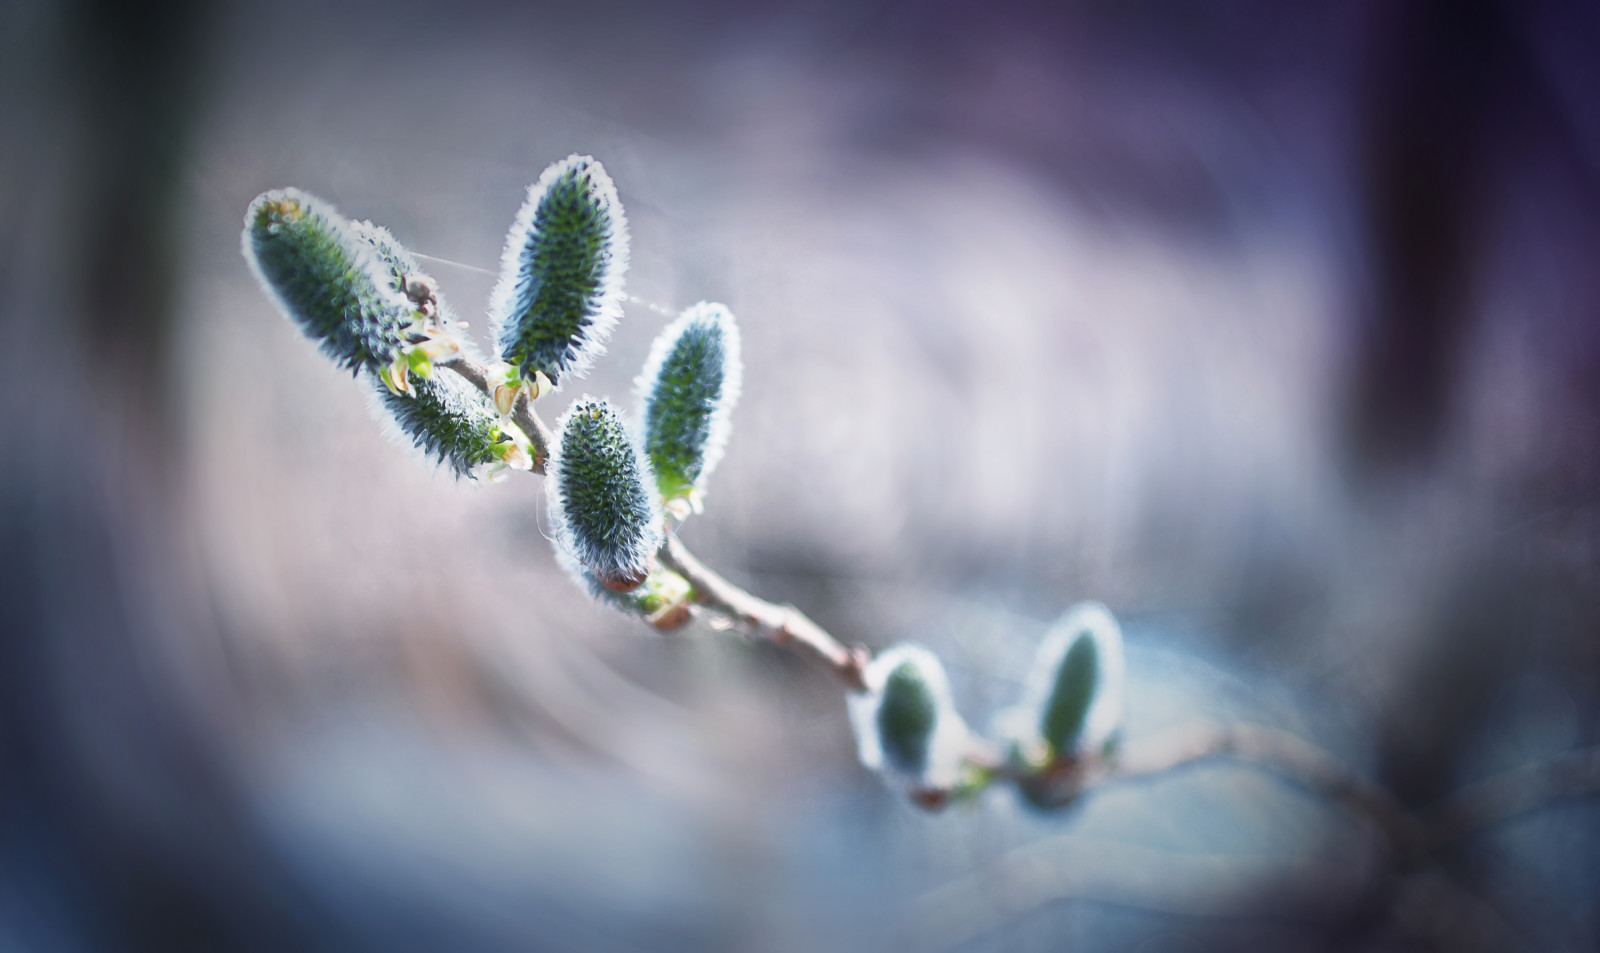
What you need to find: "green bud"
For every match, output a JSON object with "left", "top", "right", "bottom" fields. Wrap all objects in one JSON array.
[
  {"left": 549, "top": 397, "right": 663, "bottom": 590},
  {"left": 879, "top": 659, "right": 939, "bottom": 773},
  {"left": 637, "top": 302, "right": 742, "bottom": 513},
  {"left": 372, "top": 368, "right": 514, "bottom": 477},
  {"left": 243, "top": 189, "right": 414, "bottom": 372},
  {"left": 847, "top": 644, "right": 972, "bottom": 796},
  {"left": 1000, "top": 602, "right": 1125, "bottom": 766},
  {"left": 1042, "top": 633, "right": 1100, "bottom": 754},
  {"left": 491, "top": 155, "right": 628, "bottom": 387}
]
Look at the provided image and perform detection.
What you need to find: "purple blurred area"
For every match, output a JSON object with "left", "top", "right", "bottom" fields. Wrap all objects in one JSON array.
[{"left": 4, "top": 0, "right": 1599, "bottom": 949}]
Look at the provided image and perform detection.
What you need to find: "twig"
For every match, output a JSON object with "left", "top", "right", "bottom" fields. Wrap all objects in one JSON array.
[
  {"left": 903, "top": 837, "right": 1381, "bottom": 953},
  {"left": 436, "top": 342, "right": 1598, "bottom": 894},
  {"left": 439, "top": 355, "right": 553, "bottom": 473},
  {"left": 904, "top": 727, "right": 1591, "bottom": 953},
  {"left": 905, "top": 836, "right": 1528, "bottom": 953},
  {"left": 1094, "top": 724, "right": 1600, "bottom": 861},
  {"left": 1097, "top": 721, "right": 1419, "bottom": 857},
  {"left": 1419, "top": 745, "right": 1600, "bottom": 853},
  {"left": 433, "top": 355, "right": 869, "bottom": 690},
  {"left": 660, "top": 532, "right": 870, "bottom": 691}
]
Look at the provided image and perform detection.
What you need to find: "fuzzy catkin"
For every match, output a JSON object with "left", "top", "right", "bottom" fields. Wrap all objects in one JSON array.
[
  {"left": 848, "top": 644, "right": 971, "bottom": 793},
  {"left": 549, "top": 397, "right": 662, "bottom": 587},
  {"left": 243, "top": 189, "right": 415, "bottom": 372},
  {"left": 351, "top": 219, "right": 417, "bottom": 296},
  {"left": 372, "top": 369, "right": 505, "bottom": 477},
  {"left": 491, "top": 156, "right": 629, "bottom": 386},
  {"left": 350, "top": 219, "right": 485, "bottom": 360},
  {"left": 1028, "top": 602, "right": 1125, "bottom": 759},
  {"left": 878, "top": 659, "right": 939, "bottom": 773},
  {"left": 638, "top": 302, "right": 743, "bottom": 504}
]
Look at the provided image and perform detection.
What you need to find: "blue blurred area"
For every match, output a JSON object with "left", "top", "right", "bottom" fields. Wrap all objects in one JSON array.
[{"left": 4, "top": 0, "right": 1600, "bottom": 949}]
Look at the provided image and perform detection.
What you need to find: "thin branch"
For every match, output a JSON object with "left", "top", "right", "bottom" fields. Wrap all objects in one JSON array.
[
  {"left": 660, "top": 532, "right": 870, "bottom": 692},
  {"left": 432, "top": 355, "right": 868, "bottom": 690},
  {"left": 904, "top": 727, "right": 1584, "bottom": 953},
  {"left": 905, "top": 835, "right": 1528, "bottom": 953},
  {"left": 903, "top": 837, "right": 1383, "bottom": 953},
  {"left": 1093, "top": 724, "right": 1600, "bottom": 861},
  {"left": 1420, "top": 745, "right": 1600, "bottom": 852},
  {"left": 436, "top": 335, "right": 1598, "bottom": 878},
  {"left": 1094, "top": 721, "right": 1419, "bottom": 857},
  {"left": 1004, "top": 722, "right": 1593, "bottom": 863},
  {"left": 439, "top": 355, "right": 553, "bottom": 473}
]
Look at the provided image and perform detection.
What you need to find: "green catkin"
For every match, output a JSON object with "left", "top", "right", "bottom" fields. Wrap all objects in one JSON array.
[
  {"left": 848, "top": 644, "right": 972, "bottom": 795},
  {"left": 549, "top": 397, "right": 662, "bottom": 588},
  {"left": 243, "top": 189, "right": 416, "bottom": 372},
  {"left": 638, "top": 302, "right": 743, "bottom": 506},
  {"left": 491, "top": 155, "right": 629, "bottom": 386},
  {"left": 998, "top": 602, "right": 1126, "bottom": 771},
  {"left": 372, "top": 370, "right": 506, "bottom": 477},
  {"left": 1041, "top": 634, "right": 1099, "bottom": 755},
  {"left": 878, "top": 660, "right": 939, "bottom": 773}
]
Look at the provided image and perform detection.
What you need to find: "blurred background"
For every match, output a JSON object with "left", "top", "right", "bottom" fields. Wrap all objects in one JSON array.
[{"left": 3, "top": 0, "right": 1599, "bottom": 949}]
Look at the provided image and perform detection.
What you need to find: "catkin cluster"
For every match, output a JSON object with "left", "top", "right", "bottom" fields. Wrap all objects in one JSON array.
[{"left": 243, "top": 156, "right": 1124, "bottom": 812}]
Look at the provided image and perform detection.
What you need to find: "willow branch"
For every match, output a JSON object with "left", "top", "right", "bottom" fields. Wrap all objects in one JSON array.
[
  {"left": 1419, "top": 744, "right": 1600, "bottom": 853},
  {"left": 659, "top": 532, "right": 870, "bottom": 691},
  {"left": 438, "top": 345, "right": 1599, "bottom": 869},
  {"left": 434, "top": 355, "right": 868, "bottom": 687},
  {"left": 906, "top": 836, "right": 1528, "bottom": 953},
  {"left": 439, "top": 355, "right": 553, "bottom": 473},
  {"left": 906, "top": 729, "right": 1592, "bottom": 952},
  {"left": 1094, "top": 720, "right": 1419, "bottom": 856},
  {"left": 1017, "top": 722, "right": 1600, "bottom": 865},
  {"left": 903, "top": 838, "right": 1381, "bottom": 953}
]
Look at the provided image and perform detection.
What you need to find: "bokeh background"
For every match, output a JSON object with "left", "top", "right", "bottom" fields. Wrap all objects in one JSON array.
[{"left": 3, "top": 0, "right": 1599, "bottom": 950}]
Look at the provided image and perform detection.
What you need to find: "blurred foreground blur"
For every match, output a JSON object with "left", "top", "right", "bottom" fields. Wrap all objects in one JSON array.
[{"left": 3, "top": 1, "right": 1598, "bottom": 950}]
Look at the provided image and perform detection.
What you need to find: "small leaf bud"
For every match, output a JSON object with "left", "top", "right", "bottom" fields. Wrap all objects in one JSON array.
[{"left": 403, "top": 273, "right": 437, "bottom": 305}]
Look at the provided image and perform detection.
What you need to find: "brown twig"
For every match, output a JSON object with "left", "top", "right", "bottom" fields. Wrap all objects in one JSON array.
[
  {"left": 440, "top": 343, "right": 1598, "bottom": 891},
  {"left": 439, "top": 355, "right": 553, "bottom": 473},
  {"left": 1093, "top": 724, "right": 1600, "bottom": 862},
  {"left": 432, "top": 355, "right": 868, "bottom": 688},
  {"left": 903, "top": 837, "right": 1384, "bottom": 953},
  {"left": 659, "top": 532, "right": 870, "bottom": 691},
  {"left": 904, "top": 727, "right": 1596, "bottom": 953},
  {"left": 434, "top": 355, "right": 867, "bottom": 691},
  {"left": 1097, "top": 721, "right": 1419, "bottom": 857}
]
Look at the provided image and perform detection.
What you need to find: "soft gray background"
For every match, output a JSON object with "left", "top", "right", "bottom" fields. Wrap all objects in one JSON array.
[{"left": 4, "top": 0, "right": 1598, "bottom": 950}]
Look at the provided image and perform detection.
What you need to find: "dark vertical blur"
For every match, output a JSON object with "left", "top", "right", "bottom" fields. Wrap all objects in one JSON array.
[
  {"left": 1343, "top": 0, "right": 1600, "bottom": 816},
  {"left": 1346, "top": 0, "right": 1498, "bottom": 478},
  {"left": 74, "top": 0, "right": 207, "bottom": 456},
  {"left": 1, "top": 1, "right": 322, "bottom": 949}
]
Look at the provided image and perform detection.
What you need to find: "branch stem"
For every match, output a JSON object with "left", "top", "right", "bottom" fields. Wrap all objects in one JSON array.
[
  {"left": 436, "top": 353, "right": 866, "bottom": 689},
  {"left": 440, "top": 355, "right": 553, "bottom": 473},
  {"left": 1031, "top": 721, "right": 1600, "bottom": 864},
  {"left": 437, "top": 346, "right": 1598, "bottom": 864},
  {"left": 660, "top": 533, "right": 870, "bottom": 691},
  {"left": 1093, "top": 721, "right": 1418, "bottom": 856}
]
